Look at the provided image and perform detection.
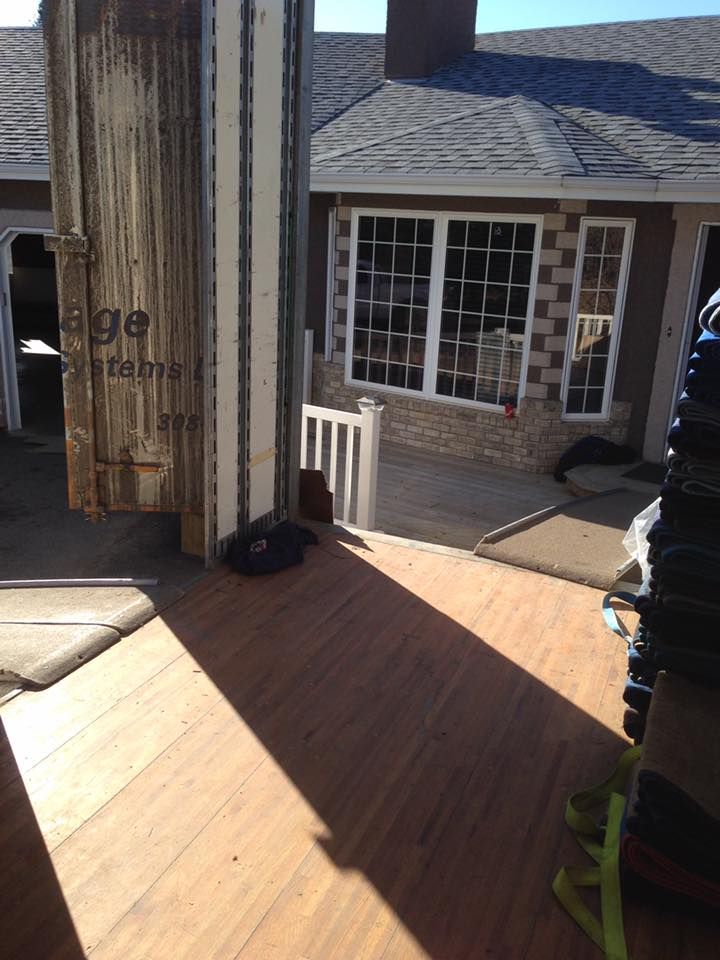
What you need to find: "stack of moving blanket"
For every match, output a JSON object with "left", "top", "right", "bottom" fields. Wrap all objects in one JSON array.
[
  {"left": 621, "top": 289, "right": 720, "bottom": 907},
  {"left": 633, "top": 288, "right": 720, "bottom": 685},
  {"left": 622, "top": 671, "right": 720, "bottom": 908}
]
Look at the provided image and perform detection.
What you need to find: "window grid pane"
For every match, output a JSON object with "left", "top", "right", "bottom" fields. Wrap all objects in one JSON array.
[
  {"left": 566, "top": 224, "right": 627, "bottom": 416},
  {"left": 352, "top": 216, "right": 434, "bottom": 392},
  {"left": 436, "top": 219, "right": 535, "bottom": 406}
]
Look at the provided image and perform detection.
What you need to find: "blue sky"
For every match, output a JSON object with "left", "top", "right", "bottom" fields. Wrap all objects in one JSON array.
[{"left": 1, "top": 0, "right": 717, "bottom": 31}]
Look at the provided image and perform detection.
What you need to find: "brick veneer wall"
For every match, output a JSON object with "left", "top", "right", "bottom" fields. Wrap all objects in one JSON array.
[{"left": 318, "top": 198, "right": 633, "bottom": 473}]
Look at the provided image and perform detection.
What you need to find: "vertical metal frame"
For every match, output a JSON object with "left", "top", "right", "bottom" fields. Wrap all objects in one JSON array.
[
  {"left": 666, "top": 221, "right": 720, "bottom": 442},
  {"left": 324, "top": 205, "right": 337, "bottom": 362},
  {"left": 202, "top": 0, "right": 312, "bottom": 556}
]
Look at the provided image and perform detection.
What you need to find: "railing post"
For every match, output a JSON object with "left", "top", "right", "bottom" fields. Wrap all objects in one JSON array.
[
  {"left": 356, "top": 396, "right": 384, "bottom": 530},
  {"left": 303, "top": 329, "right": 314, "bottom": 404}
]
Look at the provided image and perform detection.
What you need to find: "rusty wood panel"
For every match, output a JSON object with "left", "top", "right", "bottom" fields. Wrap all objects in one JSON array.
[
  {"left": 76, "top": 0, "right": 204, "bottom": 511},
  {"left": 43, "top": 0, "right": 99, "bottom": 513},
  {"left": 45, "top": 0, "right": 205, "bottom": 513}
]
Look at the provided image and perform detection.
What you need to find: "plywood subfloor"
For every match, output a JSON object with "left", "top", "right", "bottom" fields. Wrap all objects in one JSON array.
[{"left": 1, "top": 531, "right": 716, "bottom": 959}]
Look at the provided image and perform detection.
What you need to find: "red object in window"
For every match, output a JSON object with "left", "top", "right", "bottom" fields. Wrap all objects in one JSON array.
[{"left": 504, "top": 402, "right": 516, "bottom": 419}]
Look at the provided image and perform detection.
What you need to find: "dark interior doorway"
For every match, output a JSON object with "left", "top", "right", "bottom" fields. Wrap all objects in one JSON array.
[
  {"left": 9, "top": 232, "right": 64, "bottom": 437},
  {"left": 684, "top": 225, "right": 720, "bottom": 376}
]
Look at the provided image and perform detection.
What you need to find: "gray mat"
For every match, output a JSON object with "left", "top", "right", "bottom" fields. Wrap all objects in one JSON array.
[
  {"left": 0, "top": 585, "right": 183, "bottom": 688},
  {"left": 474, "top": 489, "right": 653, "bottom": 589},
  {"left": 0, "top": 623, "right": 120, "bottom": 687}
]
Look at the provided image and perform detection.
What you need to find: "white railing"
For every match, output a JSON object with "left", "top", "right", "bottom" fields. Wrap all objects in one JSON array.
[{"left": 301, "top": 397, "right": 384, "bottom": 529}]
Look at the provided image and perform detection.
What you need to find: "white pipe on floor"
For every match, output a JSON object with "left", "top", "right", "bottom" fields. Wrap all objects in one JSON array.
[{"left": 0, "top": 578, "right": 160, "bottom": 589}]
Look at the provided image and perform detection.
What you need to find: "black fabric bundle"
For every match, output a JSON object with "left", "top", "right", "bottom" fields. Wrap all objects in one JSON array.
[
  {"left": 621, "top": 672, "right": 720, "bottom": 908},
  {"left": 633, "top": 288, "right": 720, "bottom": 685},
  {"left": 227, "top": 521, "right": 318, "bottom": 575}
]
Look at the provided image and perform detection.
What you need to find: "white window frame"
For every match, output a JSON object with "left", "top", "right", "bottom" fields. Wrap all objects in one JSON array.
[
  {"left": 561, "top": 217, "right": 635, "bottom": 422},
  {"left": 344, "top": 208, "right": 544, "bottom": 412}
]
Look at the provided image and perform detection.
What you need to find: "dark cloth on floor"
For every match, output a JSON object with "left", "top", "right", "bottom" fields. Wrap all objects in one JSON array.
[
  {"left": 553, "top": 435, "right": 636, "bottom": 482},
  {"left": 623, "top": 678, "right": 654, "bottom": 713}
]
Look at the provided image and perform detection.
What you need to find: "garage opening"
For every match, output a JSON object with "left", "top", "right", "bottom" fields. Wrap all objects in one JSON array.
[
  {"left": 0, "top": 229, "right": 201, "bottom": 586},
  {"left": 8, "top": 232, "right": 64, "bottom": 436}
]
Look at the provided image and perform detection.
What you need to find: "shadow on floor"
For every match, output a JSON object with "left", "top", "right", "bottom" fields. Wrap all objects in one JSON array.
[
  {"left": 0, "top": 716, "right": 86, "bottom": 959},
  {"left": 8, "top": 529, "right": 711, "bottom": 958},
  {"left": 0, "top": 432, "right": 202, "bottom": 585}
]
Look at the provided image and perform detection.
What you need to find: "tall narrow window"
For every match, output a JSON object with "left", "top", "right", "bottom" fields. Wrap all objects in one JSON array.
[
  {"left": 437, "top": 219, "right": 536, "bottom": 406},
  {"left": 351, "top": 215, "right": 434, "bottom": 392},
  {"left": 563, "top": 220, "right": 633, "bottom": 418}
]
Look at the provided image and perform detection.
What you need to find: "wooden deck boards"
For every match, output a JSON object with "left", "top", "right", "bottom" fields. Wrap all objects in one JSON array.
[
  {"left": 327, "top": 439, "right": 562, "bottom": 550},
  {"left": 1, "top": 532, "right": 716, "bottom": 959}
]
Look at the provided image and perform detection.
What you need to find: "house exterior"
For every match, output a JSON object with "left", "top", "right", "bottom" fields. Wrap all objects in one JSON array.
[
  {"left": 1, "top": 5, "right": 720, "bottom": 474},
  {"left": 306, "top": 4, "right": 720, "bottom": 472}
]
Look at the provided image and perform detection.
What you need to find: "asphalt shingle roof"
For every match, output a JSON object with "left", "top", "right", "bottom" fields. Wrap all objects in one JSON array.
[
  {"left": 1, "top": 16, "right": 718, "bottom": 184},
  {"left": 312, "top": 16, "right": 720, "bottom": 182},
  {"left": 0, "top": 28, "right": 47, "bottom": 165}
]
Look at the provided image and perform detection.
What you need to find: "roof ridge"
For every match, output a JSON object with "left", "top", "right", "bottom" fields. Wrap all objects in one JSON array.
[
  {"left": 508, "top": 96, "right": 586, "bottom": 175},
  {"left": 312, "top": 100, "right": 508, "bottom": 165}
]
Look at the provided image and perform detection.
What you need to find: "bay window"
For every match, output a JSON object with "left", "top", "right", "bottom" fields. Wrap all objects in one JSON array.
[
  {"left": 562, "top": 219, "right": 634, "bottom": 419},
  {"left": 346, "top": 211, "right": 543, "bottom": 409}
]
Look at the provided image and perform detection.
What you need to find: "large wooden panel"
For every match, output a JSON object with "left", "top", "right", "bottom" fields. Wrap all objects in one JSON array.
[{"left": 45, "top": 0, "right": 204, "bottom": 513}]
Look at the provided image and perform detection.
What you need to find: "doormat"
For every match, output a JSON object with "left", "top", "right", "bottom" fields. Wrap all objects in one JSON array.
[
  {"left": 622, "top": 462, "right": 667, "bottom": 485},
  {"left": 474, "top": 489, "right": 653, "bottom": 590}
]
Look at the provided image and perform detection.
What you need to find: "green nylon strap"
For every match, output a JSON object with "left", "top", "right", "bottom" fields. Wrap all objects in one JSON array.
[
  {"left": 553, "top": 746, "right": 642, "bottom": 960},
  {"left": 565, "top": 745, "right": 642, "bottom": 842},
  {"left": 601, "top": 793, "right": 629, "bottom": 960}
]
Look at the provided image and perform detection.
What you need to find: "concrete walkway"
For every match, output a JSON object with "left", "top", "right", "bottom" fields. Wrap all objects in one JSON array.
[{"left": 0, "top": 432, "right": 204, "bottom": 692}]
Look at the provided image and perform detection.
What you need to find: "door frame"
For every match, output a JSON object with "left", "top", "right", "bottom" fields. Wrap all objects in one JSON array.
[
  {"left": 0, "top": 226, "right": 55, "bottom": 432},
  {"left": 667, "top": 221, "right": 720, "bottom": 442}
]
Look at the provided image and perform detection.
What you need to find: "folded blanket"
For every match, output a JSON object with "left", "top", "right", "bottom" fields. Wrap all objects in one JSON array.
[
  {"left": 632, "top": 637, "right": 720, "bottom": 682},
  {"left": 668, "top": 418, "right": 720, "bottom": 459},
  {"left": 623, "top": 706, "right": 645, "bottom": 743},
  {"left": 621, "top": 833, "right": 720, "bottom": 908},
  {"left": 689, "top": 327, "right": 720, "bottom": 365},
  {"left": 635, "top": 594, "right": 720, "bottom": 651},
  {"left": 624, "top": 672, "right": 720, "bottom": 879},
  {"left": 646, "top": 521, "right": 720, "bottom": 580},
  {"left": 628, "top": 645, "right": 659, "bottom": 686},
  {"left": 667, "top": 454, "right": 720, "bottom": 488},
  {"left": 660, "top": 483, "right": 720, "bottom": 518},
  {"left": 623, "top": 678, "right": 654, "bottom": 713},
  {"left": 685, "top": 370, "right": 720, "bottom": 409},
  {"left": 659, "top": 486, "right": 720, "bottom": 543},
  {"left": 698, "top": 288, "right": 720, "bottom": 337}
]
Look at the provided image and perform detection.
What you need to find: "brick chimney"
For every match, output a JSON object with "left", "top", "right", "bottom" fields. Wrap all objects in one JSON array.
[{"left": 385, "top": 0, "right": 477, "bottom": 80}]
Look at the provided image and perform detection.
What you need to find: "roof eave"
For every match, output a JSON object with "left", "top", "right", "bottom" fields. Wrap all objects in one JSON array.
[
  {"left": 0, "top": 162, "right": 50, "bottom": 181},
  {"left": 309, "top": 172, "right": 720, "bottom": 204}
]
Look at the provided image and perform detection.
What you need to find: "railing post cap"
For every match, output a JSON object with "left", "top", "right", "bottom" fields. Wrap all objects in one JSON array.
[{"left": 357, "top": 395, "right": 385, "bottom": 412}]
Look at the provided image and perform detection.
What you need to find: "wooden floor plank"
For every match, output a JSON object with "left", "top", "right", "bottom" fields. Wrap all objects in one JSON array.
[{"left": 2, "top": 532, "right": 717, "bottom": 960}]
